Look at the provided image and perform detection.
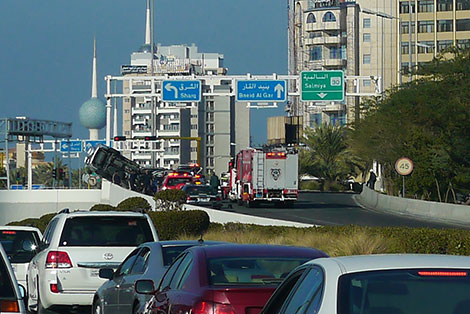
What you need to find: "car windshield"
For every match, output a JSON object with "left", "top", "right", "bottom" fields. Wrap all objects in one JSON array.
[
  {"left": 338, "top": 269, "right": 470, "bottom": 314},
  {"left": 162, "top": 245, "right": 193, "bottom": 266},
  {"left": 0, "top": 253, "right": 15, "bottom": 298},
  {"left": 167, "top": 178, "right": 192, "bottom": 186},
  {"left": 208, "top": 257, "right": 309, "bottom": 286},
  {"left": 0, "top": 230, "right": 40, "bottom": 263},
  {"left": 184, "top": 186, "right": 216, "bottom": 195},
  {"left": 59, "top": 216, "right": 154, "bottom": 247}
]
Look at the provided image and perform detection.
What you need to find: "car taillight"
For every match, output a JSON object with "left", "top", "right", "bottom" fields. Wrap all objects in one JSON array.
[
  {"left": 0, "top": 300, "right": 19, "bottom": 312},
  {"left": 418, "top": 271, "right": 468, "bottom": 277},
  {"left": 50, "top": 283, "right": 59, "bottom": 293},
  {"left": 46, "top": 251, "right": 72, "bottom": 268},
  {"left": 193, "top": 301, "right": 235, "bottom": 314}
]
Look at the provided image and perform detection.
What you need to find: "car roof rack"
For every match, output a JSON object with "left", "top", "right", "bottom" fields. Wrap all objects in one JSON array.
[{"left": 58, "top": 208, "right": 70, "bottom": 214}]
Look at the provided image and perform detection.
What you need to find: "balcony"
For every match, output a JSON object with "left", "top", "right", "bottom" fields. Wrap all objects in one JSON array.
[
  {"left": 132, "top": 105, "right": 152, "bottom": 115},
  {"left": 323, "top": 103, "right": 346, "bottom": 112},
  {"left": 306, "top": 21, "right": 340, "bottom": 32},
  {"left": 132, "top": 131, "right": 152, "bottom": 138},
  {"left": 322, "top": 58, "right": 347, "bottom": 67},
  {"left": 305, "top": 35, "right": 342, "bottom": 45}
]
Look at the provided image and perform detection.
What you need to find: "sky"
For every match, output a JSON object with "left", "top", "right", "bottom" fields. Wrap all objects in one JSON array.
[{"left": 0, "top": 0, "right": 288, "bottom": 146}]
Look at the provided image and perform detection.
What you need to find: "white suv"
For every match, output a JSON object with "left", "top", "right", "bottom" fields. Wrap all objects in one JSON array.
[{"left": 26, "top": 210, "right": 158, "bottom": 313}]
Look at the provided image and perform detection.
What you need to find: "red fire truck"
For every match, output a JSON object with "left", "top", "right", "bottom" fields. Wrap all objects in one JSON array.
[{"left": 228, "top": 148, "right": 298, "bottom": 207}]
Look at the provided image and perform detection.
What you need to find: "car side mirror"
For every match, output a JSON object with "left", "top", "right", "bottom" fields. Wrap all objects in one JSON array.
[
  {"left": 99, "top": 268, "right": 114, "bottom": 280},
  {"left": 18, "top": 284, "right": 26, "bottom": 299},
  {"left": 135, "top": 279, "right": 155, "bottom": 295}
]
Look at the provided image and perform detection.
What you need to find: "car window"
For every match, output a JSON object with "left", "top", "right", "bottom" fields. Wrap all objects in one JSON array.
[
  {"left": 59, "top": 216, "right": 154, "bottom": 246},
  {"left": 208, "top": 257, "right": 309, "bottom": 286},
  {"left": 262, "top": 269, "right": 307, "bottom": 314},
  {"left": 159, "top": 254, "right": 186, "bottom": 291},
  {"left": 0, "top": 230, "right": 41, "bottom": 263},
  {"left": 338, "top": 268, "right": 470, "bottom": 314},
  {"left": 162, "top": 245, "right": 192, "bottom": 266},
  {"left": 131, "top": 247, "right": 151, "bottom": 275},
  {"left": 0, "top": 254, "right": 15, "bottom": 298},
  {"left": 43, "top": 218, "right": 59, "bottom": 246},
  {"left": 281, "top": 267, "right": 324, "bottom": 314},
  {"left": 115, "top": 248, "right": 140, "bottom": 278},
  {"left": 169, "top": 253, "right": 193, "bottom": 290}
]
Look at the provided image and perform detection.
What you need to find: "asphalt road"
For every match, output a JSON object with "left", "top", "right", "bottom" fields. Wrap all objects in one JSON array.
[{"left": 218, "top": 192, "right": 468, "bottom": 229}]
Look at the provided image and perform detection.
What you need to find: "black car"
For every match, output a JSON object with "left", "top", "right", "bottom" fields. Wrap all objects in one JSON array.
[{"left": 181, "top": 184, "right": 222, "bottom": 209}]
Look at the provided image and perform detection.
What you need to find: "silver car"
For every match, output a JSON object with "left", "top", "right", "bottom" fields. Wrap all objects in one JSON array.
[
  {"left": 93, "top": 240, "right": 225, "bottom": 314},
  {"left": 0, "top": 226, "right": 42, "bottom": 290},
  {"left": 0, "top": 242, "right": 27, "bottom": 313}
]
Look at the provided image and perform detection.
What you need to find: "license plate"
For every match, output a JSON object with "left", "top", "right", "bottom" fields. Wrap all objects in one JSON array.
[{"left": 199, "top": 198, "right": 210, "bottom": 202}]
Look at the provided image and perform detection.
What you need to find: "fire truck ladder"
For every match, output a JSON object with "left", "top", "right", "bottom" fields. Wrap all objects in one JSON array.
[{"left": 256, "top": 153, "right": 265, "bottom": 190}]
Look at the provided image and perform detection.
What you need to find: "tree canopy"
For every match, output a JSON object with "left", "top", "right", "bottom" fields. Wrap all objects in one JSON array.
[{"left": 349, "top": 48, "right": 470, "bottom": 201}]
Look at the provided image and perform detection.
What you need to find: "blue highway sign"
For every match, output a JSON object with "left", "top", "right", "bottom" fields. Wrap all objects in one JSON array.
[
  {"left": 236, "top": 80, "right": 287, "bottom": 102},
  {"left": 162, "top": 80, "right": 201, "bottom": 102},
  {"left": 60, "top": 140, "right": 82, "bottom": 153},
  {"left": 85, "top": 140, "right": 106, "bottom": 151}
]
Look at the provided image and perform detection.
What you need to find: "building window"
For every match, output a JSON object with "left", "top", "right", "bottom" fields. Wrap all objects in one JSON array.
[
  {"left": 457, "top": 19, "right": 470, "bottom": 31},
  {"left": 400, "top": 2, "right": 416, "bottom": 13},
  {"left": 363, "top": 54, "right": 371, "bottom": 64},
  {"left": 438, "top": 20, "right": 453, "bottom": 32},
  {"left": 309, "top": 31, "right": 322, "bottom": 38},
  {"left": 191, "top": 124, "right": 197, "bottom": 130},
  {"left": 329, "top": 113, "right": 346, "bottom": 126},
  {"left": 363, "top": 18, "right": 371, "bottom": 28},
  {"left": 124, "top": 109, "right": 130, "bottom": 114},
  {"left": 190, "top": 114, "right": 197, "bottom": 119},
  {"left": 307, "top": 13, "right": 316, "bottom": 23},
  {"left": 309, "top": 46, "right": 322, "bottom": 61},
  {"left": 438, "top": 0, "right": 453, "bottom": 11},
  {"left": 438, "top": 40, "right": 453, "bottom": 52},
  {"left": 329, "top": 46, "right": 341, "bottom": 59},
  {"left": 458, "top": 39, "right": 470, "bottom": 49},
  {"left": 418, "top": 20, "right": 434, "bottom": 33},
  {"left": 418, "top": 41, "right": 434, "bottom": 53},
  {"left": 309, "top": 113, "right": 322, "bottom": 127},
  {"left": 323, "top": 12, "right": 336, "bottom": 22},
  {"left": 401, "top": 21, "right": 415, "bottom": 34},
  {"left": 418, "top": 0, "right": 434, "bottom": 12},
  {"left": 457, "top": 0, "right": 470, "bottom": 10},
  {"left": 363, "top": 79, "right": 371, "bottom": 87},
  {"left": 191, "top": 147, "right": 197, "bottom": 152},
  {"left": 401, "top": 42, "right": 415, "bottom": 54}
]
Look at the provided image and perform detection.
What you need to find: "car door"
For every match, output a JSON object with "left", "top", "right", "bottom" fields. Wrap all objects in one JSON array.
[
  {"left": 165, "top": 253, "right": 194, "bottom": 314},
  {"left": 101, "top": 248, "right": 140, "bottom": 313},
  {"left": 153, "top": 254, "right": 187, "bottom": 314},
  {"left": 118, "top": 247, "right": 151, "bottom": 313},
  {"left": 278, "top": 266, "right": 325, "bottom": 314}
]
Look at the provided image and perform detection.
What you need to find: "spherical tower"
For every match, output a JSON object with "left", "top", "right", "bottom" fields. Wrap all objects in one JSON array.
[{"left": 79, "top": 38, "right": 106, "bottom": 140}]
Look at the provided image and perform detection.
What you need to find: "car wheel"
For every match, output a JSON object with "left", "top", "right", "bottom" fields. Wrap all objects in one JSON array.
[{"left": 92, "top": 298, "right": 103, "bottom": 314}]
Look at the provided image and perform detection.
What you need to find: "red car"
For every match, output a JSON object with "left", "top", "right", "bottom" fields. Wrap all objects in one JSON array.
[
  {"left": 135, "top": 244, "right": 328, "bottom": 314},
  {"left": 161, "top": 172, "right": 193, "bottom": 190}
]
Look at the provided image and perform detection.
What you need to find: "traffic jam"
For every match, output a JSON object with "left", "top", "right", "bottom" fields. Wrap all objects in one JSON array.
[{"left": 2, "top": 147, "right": 470, "bottom": 314}]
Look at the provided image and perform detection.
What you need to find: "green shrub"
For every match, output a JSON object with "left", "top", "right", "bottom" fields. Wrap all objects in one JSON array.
[
  {"left": 117, "top": 197, "right": 152, "bottom": 212},
  {"left": 90, "top": 204, "right": 116, "bottom": 211},
  {"left": 7, "top": 212, "right": 56, "bottom": 234},
  {"left": 148, "top": 210, "right": 210, "bottom": 240},
  {"left": 300, "top": 180, "right": 322, "bottom": 191},
  {"left": 154, "top": 189, "right": 187, "bottom": 211}
]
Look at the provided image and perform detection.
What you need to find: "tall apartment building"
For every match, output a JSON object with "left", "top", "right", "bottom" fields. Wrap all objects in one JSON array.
[
  {"left": 288, "top": 0, "right": 399, "bottom": 127},
  {"left": 121, "top": 43, "right": 249, "bottom": 175},
  {"left": 399, "top": 0, "right": 470, "bottom": 81}
]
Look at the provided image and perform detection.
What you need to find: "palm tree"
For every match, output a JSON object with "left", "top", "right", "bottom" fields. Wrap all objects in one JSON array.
[
  {"left": 34, "top": 157, "right": 68, "bottom": 188},
  {"left": 302, "top": 123, "right": 350, "bottom": 186}
]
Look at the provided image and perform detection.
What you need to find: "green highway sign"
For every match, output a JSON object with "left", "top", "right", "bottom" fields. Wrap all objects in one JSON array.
[{"left": 301, "top": 70, "right": 344, "bottom": 102}]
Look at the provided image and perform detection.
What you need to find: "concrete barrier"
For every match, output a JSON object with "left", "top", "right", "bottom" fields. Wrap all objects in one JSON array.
[
  {"left": 356, "top": 186, "right": 470, "bottom": 225},
  {"left": 0, "top": 181, "right": 155, "bottom": 226}
]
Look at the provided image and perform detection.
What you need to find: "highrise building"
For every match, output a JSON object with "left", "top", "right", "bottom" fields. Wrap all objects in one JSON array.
[
  {"left": 288, "top": 0, "right": 399, "bottom": 127},
  {"left": 119, "top": 1, "right": 249, "bottom": 175}
]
